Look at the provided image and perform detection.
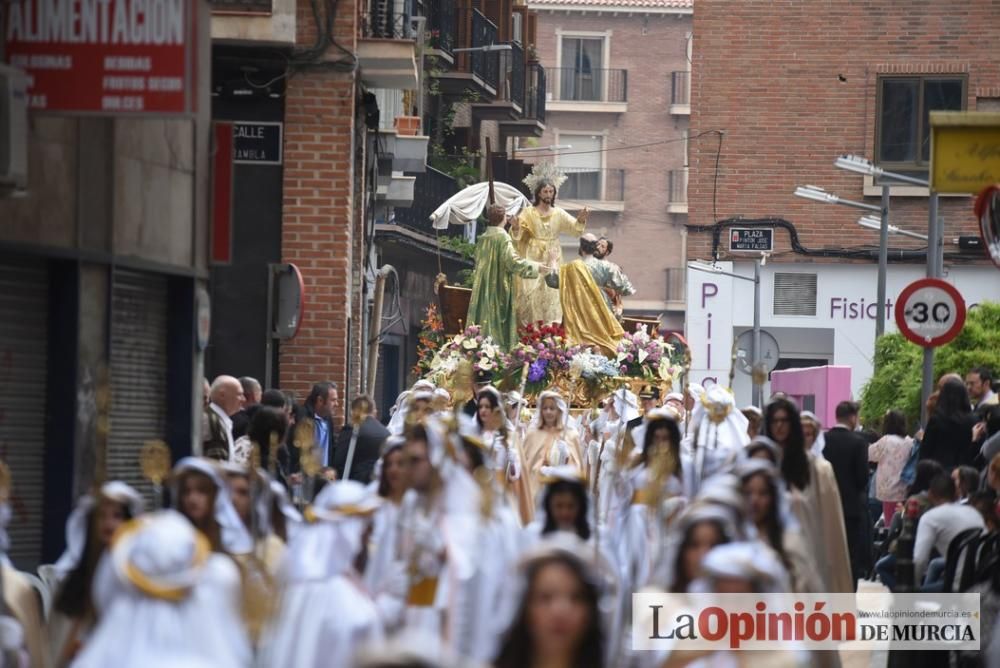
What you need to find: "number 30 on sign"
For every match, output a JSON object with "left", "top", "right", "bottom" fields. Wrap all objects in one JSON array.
[{"left": 894, "top": 278, "right": 967, "bottom": 347}]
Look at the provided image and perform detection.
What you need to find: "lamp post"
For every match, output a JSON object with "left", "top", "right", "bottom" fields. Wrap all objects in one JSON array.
[
  {"left": 833, "top": 155, "right": 936, "bottom": 423},
  {"left": 688, "top": 258, "right": 764, "bottom": 408},
  {"left": 794, "top": 184, "right": 890, "bottom": 337}
]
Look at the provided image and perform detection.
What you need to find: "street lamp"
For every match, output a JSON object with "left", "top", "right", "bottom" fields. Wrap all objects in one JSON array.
[
  {"left": 835, "top": 155, "right": 939, "bottom": 424},
  {"left": 857, "top": 215, "right": 928, "bottom": 240},
  {"left": 794, "top": 185, "right": 882, "bottom": 212},
  {"left": 835, "top": 154, "right": 929, "bottom": 187},
  {"left": 452, "top": 44, "right": 513, "bottom": 53},
  {"left": 795, "top": 182, "right": 891, "bottom": 340},
  {"left": 687, "top": 258, "right": 764, "bottom": 408}
]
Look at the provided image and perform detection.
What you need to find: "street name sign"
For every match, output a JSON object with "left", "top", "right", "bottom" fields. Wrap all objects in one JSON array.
[
  {"left": 729, "top": 228, "right": 774, "bottom": 252},
  {"left": 894, "top": 278, "right": 966, "bottom": 347},
  {"left": 233, "top": 122, "right": 283, "bottom": 165}
]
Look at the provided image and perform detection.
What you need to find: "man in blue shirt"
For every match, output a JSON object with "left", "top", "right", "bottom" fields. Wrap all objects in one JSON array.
[{"left": 304, "top": 381, "right": 339, "bottom": 467}]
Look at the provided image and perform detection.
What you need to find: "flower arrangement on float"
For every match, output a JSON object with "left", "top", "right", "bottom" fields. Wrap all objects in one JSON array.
[
  {"left": 613, "top": 325, "right": 685, "bottom": 398},
  {"left": 424, "top": 324, "right": 504, "bottom": 387},
  {"left": 415, "top": 315, "right": 686, "bottom": 406}
]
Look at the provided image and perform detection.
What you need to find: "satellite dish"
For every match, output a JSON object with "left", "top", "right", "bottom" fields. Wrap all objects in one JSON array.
[{"left": 975, "top": 184, "right": 1000, "bottom": 269}]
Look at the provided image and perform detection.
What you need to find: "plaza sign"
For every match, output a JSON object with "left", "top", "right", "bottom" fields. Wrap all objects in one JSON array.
[
  {"left": 930, "top": 111, "right": 1000, "bottom": 194},
  {"left": 2, "top": 0, "right": 196, "bottom": 114}
]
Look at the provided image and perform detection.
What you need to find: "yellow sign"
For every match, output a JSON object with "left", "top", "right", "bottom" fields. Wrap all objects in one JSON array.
[{"left": 930, "top": 111, "right": 1000, "bottom": 194}]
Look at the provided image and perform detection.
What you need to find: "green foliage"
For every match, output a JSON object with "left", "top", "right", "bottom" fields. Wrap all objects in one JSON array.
[
  {"left": 860, "top": 301, "right": 1000, "bottom": 429},
  {"left": 438, "top": 235, "right": 475, "bottom": 259},
  {"left": 438, "top": 235, "right": 476, "bottom": 288}
]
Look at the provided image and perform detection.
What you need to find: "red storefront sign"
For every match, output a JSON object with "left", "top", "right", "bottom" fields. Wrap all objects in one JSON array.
[{"left": 2, "top": 0, "right": 195, "bottom": 114}]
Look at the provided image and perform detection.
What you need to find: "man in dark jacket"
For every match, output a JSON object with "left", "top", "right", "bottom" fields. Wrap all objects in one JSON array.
[
  {"left": 823, "top": 400, "right": 871, "bottom": 585},
  {"left": 332, "top": 395, "right": 390, "bottom": 484},
  {"left": 303, "top": 381, "right": 339, "bottom": 467}
]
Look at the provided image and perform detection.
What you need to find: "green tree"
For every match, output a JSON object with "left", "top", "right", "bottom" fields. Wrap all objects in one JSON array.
[{"left": 860, "top": 301, "right": 1000, "bottom": 430}]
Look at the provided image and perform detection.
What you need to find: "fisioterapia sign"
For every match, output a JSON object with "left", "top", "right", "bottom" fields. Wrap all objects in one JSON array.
[{"left": 2, "top": 0, "right": 196, "bottom": 114}]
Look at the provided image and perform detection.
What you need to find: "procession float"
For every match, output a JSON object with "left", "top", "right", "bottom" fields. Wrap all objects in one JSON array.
[{"left": 414, "top": 154, "right": 690, "bottom": 410}]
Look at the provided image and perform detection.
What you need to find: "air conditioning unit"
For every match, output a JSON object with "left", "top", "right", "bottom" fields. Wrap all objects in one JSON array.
[{"left": 0, "top": 64, "right": 29, "bottom": 192}]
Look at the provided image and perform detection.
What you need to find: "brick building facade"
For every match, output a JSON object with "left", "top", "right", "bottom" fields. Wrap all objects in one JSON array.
[
  {"left": 528, "top": 0, "right": 692, "bottom": 329},
  {"left": 686, "top": 0, "right": 1000, "bottom": 404}
]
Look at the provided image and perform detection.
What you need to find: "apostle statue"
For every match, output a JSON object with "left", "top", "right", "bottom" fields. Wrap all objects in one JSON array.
[
  {"left": 466, "top": 204, "right": 548, "bottom": 351},
  {"left": 511, "top": 167, "right": 588, "bottom": 327},
  {"left": 544, "top": 233, "right": 634, "bottom": 357}
]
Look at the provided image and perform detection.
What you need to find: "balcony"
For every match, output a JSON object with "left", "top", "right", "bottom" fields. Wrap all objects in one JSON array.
[
  {"left": 667, "top": 168, "right": 688, "bottom": 214},
  {"left": 358, "top": 0, "right": 418, "bottom": 89},
  {"left": 558, "top": 168, "right": 625, "bottom": 212},
  {"left": 425, "top": 0, "right": 457, "bottom": 63},
  {"left": 500, "top": 62, "right": 546, "bottom": 138},
  {"left": 390, "top": 167, "right": 461, "bottom": 238},
  {"left": 670, "top": 71, "right": 690, "bottom": 115},
  {"left": 547, "top": 68, "right": 628, "bottom": 113},
  {"left": 211, "top": 0, "right": 296, "bottom": 45},
  {"left": 471, "top": 41, "right": 524, "bottom": 121},
  {"left": 431, "top": 7, "right": 501, "bottom": 99}
]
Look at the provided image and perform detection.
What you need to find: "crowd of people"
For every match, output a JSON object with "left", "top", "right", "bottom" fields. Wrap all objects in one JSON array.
[{"left": 2, "top": 366, "right": 999, "bottom": 667}]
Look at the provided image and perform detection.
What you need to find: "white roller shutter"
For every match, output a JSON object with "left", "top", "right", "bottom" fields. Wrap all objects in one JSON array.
[
  {"left": 0, "top": 258, "right": 48, "bottom": 568},
  {"left": 108, "top": 269, "right": 168, "bottom": 508}
]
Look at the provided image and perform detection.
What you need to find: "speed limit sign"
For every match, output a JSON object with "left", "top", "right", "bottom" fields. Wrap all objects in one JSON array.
[{"left": 894, "top": 278, "right": 967, "bottom": 347}]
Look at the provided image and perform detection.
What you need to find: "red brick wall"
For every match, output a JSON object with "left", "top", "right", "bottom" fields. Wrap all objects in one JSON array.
[
  {"left": 532, "top": 9, "right": 692, "bottom": 307},
  {"left": 280, "top": 0, "right": 360, "bottom": 413},
  {"left": 688, "top": 1, "right": 1000, "bottom": 263}
]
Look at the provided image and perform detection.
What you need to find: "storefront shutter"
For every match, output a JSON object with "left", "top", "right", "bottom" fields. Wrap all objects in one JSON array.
[
  {"left": 108, "top": 269, "right": 169, "bottom": 509},
  {"left": 0, "top": 257, "right": 48, "bottom": 568}
]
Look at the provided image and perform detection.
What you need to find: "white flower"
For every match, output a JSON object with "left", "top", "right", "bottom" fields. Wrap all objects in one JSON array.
[
  {"left": 462, "top": 338, "right": 478, "bottom": 350},
  {"left": 479, "top": 359, "right": 494, "bottom": 371},
  {"left": 638, "top": 349, "right": 649, "bottom": 364}
]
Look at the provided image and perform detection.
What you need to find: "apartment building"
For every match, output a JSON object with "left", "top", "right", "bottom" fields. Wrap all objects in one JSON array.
[
  {"left": 685, "top": 0, "right": 1000, "bottom": 404},
  {"left": 527, "top": 0, "right": 693, "bottom": 330}
]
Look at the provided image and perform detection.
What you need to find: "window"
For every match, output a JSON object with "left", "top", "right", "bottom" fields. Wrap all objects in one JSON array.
[
  {"left": 876, "top": 75, "right": 966, "bottom": 178},
  {"left": 560, "top": 37, "right": 604, "bottom": 101},
  {"left": 559, "top": 134, "right": 602, "bottom": 200}
]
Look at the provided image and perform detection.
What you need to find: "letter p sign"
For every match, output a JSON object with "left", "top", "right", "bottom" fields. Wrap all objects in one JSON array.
[{"left": 701, "top": 282, "right": 718, "bottom": 308}]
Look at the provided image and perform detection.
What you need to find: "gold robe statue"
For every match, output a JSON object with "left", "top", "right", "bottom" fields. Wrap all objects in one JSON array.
[
  {"left": 511, "top": 206, "right": 586, "bottom": 326},
  {"left": 545, "top": 258, "right": 625, "bottom": 358}
]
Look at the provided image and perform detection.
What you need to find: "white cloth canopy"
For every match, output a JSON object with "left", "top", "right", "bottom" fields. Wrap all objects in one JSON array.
[{"left": 429, "top": 182, "right": 531, "bottom": 241}]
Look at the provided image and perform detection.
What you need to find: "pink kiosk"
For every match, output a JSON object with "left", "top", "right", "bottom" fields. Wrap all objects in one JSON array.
[{"left": 769, "top": 365, "right": 853, "bottom": 427}]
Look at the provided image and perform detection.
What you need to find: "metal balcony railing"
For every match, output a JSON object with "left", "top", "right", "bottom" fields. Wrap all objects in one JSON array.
[
  {"left": 497, "top": 41, "right": 526, "bottom": 109},
  {"left": 425, "top": 0, "right": 456, "bottom": 55},
  {"left": 524, "top": 63, "right": 546, "bottom": 123},
  {"left": 665, "top": 267, "right": 685, "bottom": 303},
  {"left": 391, "top": 167, "right": 461, "bottom": 236},
  {"left": 468, "top": 9, "right": 499, "bottom": 89},
  {"left": 668, "top": 168, "right": 688, "bottom": 204},
  {"left": 550, "top": 67, "right": 628, "bottom": 103},
  {"left": 560, "top": 168, "right": 625, "bottom": 202},
  {"left": 363, "top": 0, "right": 414, "bottom": 39},
  {"left": 671, "top": 70, "right": 690, "bottom": 106}
]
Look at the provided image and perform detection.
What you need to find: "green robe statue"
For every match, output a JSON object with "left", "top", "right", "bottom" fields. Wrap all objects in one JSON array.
[{"left": 467, "top": 226, "right": 539, "bottom": 351}]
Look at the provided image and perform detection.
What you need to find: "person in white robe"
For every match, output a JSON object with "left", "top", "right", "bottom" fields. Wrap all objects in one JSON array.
[
  {"left": 257, "top": 480, "right": 383, "bottom": 668},
  {"left": 71, "top": 510, "right": 251, "bottom": 668}
]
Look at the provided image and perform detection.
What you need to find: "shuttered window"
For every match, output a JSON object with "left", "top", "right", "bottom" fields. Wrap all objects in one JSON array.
[
  {"left": 0, "top": 258, "right": 48, "bottom": 568},
  {"left": 109, "top": 270, "right": 169, "bottom": 509},
  {"left": 773, "top": 272, "right": 818, "bottom": 316}
]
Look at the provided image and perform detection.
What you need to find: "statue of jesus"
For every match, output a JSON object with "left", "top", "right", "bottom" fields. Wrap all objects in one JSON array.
[{"left": 510, "top": 180, "right": 588, "bottom": 327}]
